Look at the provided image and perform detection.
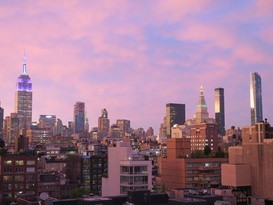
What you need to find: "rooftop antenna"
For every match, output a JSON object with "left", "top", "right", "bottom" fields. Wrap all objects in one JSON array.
[{"left": 22, "top": 50, "right": 27, "bottom": 75}]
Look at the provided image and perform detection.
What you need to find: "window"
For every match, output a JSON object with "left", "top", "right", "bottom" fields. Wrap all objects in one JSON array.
[
  {"left": 15, "top": 160, "right": 24, "bottom": 166},
  {"left": 16, "top": 167, "right": 24, "bottom": 173},
  {"left": 3, "top": 176, "right": 12, "bottom": 181},
  {"left": 26, "top": 160, "right": 35, "bottom": 165},
  {"left": 4, "top": 160, "right": 12, "bottom": 166},
  {"left": 4, "top": 167, "right": 13, "bottom": 173},
  {"left": 26, "top": 167, "right": 35, "bottom": 173},
  {"left": 15, "top": 175, "right": 24, "bottom": 181}
]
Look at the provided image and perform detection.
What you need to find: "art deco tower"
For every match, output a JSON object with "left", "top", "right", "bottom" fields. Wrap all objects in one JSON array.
[
  {"left": 195, "top": 86, "right": 209, "bottom": 124},
  {"left": 215, "top": 88, "right": 225, "bottom": 136},
  {"left": 250, "top": 72, "right": 263, "bottom": 125},
  {"left": 15, "top": 53, "right": 32, "bottom": 135}
]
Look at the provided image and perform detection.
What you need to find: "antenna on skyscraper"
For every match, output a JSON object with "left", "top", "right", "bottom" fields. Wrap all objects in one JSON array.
[{"left": 22, "top": 49, "right": 27, "bottom": 75}]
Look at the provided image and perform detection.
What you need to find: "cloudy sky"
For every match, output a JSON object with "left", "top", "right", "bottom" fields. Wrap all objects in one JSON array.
[{"left": 0, "top": 0, "right": 273, "bottom": 133}]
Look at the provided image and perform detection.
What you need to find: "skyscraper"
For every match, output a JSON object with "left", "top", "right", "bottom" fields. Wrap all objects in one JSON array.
[
  {"left": 165, "top": 103, "right": 186, "bottom": 138},
  {"left": 215, "top": 88, "right": 225, "bottom": 136},
  {"left": 0, "top": 103, "right": 3, "bottom": 139},
  {"left": 250, "top": 72, "right": 263, "bottom": 125},
  {"left": 15, "top": 53, "right": 32, "bottom": 135},
  {"left": 98, "top": 108, "right": 110, "bottom": 132},
  {"left": 73, "top": 102, "right": 85, "bottom": 133},
  {"left": 195, "top": 86, "right": 209, "bottom": 124}
]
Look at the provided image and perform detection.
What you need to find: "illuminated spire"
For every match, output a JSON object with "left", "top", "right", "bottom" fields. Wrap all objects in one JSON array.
[
  {"left": 22, "top": 50, "right": 27, "bottom": 75},
  {"left": 200, "top": 85, "right": 204, "bottom": 95}
]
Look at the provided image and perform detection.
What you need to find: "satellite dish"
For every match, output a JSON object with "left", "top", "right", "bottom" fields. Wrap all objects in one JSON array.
[{"left": 40, "top": 192, "right": 49, "bottom": 200}]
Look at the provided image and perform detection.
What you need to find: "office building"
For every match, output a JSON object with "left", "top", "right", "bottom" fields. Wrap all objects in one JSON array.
[
  {"left": 159, "top": 138, "right": 227, "bottom": 190},
  {"left": 0, "top": 104, "right": 3, "bottom": 139},
  {"left": 98, "top": 108, "right": 110, "bottom": 132},
  {"left": 116, "top": 119, "right": 131, "bottom": 136},
  {"left": 250, "top": 72, "right": 263, "bottom": 125},
  {"left": 3, "top": 113, "right": 20, "bottom": 144},
  {"left": 38, "top": 115, "right": 56, "bottom": 130},
  {"left": 53, "top": 119, "right": 63, "bottom": 136},
  {"left": 73, "top": 102, "right": 85, "bottom": 134},
  {"left": 165, "top": 103, "right": 186, "bottom": 138},
  {"left": 15, "top": 53, "right": 32, "bottom": 136},
  {"left": 188, "top": 123, "right": 219, "bottom": 152},
  {"left": 215, "top": 88, "right": 225, "bottom": 136}
]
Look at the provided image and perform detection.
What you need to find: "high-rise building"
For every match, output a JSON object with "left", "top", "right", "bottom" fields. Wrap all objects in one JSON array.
[
  {"left": 38, "top": 115, "right": 56, "bottom": 130},
  {"left": 98, "top": 108, "right": 110, "bottom": 132},
  {"left": 215, "top": 88, "right": 225, "bottom": 136},
  {"left": 250, "top": 72, "right": 263, "bottom": 125},
  {"left": 194, "top": 86, "right": 209, "bottom": 124},
  {"left": 0, "top": 104, "right": 3, "bottom": 139},
  {"left": 165, "top": 103, "right": 186, "bottom": 138},
  {"left": 116, "top": 119, "right": 130, "bottom": 136},
  {"left": 15, "top": 53, "right": 32, "bottom": 136},
  {"left": 73, "top": 102, "right": 85, "bottom": 134},
  {"left": 3, "top": 113, "right": 20, "bottom": 144}
]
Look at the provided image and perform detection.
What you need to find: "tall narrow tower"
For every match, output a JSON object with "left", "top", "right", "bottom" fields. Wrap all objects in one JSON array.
[
  {"left": 73, "top": 102, "right": 85, "bottom": 134},
  {"left": 215, "top": 88, "right": 225, "bottom": 136},
  {"left": 0, "top": 102, "right": 3, "bottom": 139},
  {"left": 15, "top": 52, "right": 32, "bottom": 135},
  {"left": 250, "top": 72, "right": 263, "bottom": 125}
]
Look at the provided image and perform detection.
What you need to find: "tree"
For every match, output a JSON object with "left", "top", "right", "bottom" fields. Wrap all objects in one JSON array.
[{"left": 203, "top": 145, "right": 211, "bottom": 156}]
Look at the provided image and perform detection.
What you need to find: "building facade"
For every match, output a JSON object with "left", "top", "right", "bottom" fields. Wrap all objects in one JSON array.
[
  {"left": 188, "top": 123, "right": 219, "bottom": 152},
  {"left": 250, "top": 72, "right": 263, "bottom": 125},
  {"left": 73, "top": 102, "right": 85, "bottom": 134},
  {"left": 102, "top": 141, "right": 152, "bottom": 197},
  {"left": 215, "top": 88, "right": 225, "bottom": 136},
  {"left": 116, "top": 119, "right": 131, "bottom": 137},
  {"left": 15, "top": 53, "right": 32, "bottom": 136},
  {"left": 0, "top": 155, "right": 38, "bottom": 204},
  {"left": 222, "top": 120, "right": 273, "bottom": 203},
  {"left": 98, "top": 108, "right": 110, "bottom": 132},
  {"left": 159, "top": 138, "right": 227, "bottom": 190},
  {"left": 165, "top": 103, "right": 186, "bottom": 138},
  {"left": 39, "top": 115, "right": 56, "bottom": 131}
]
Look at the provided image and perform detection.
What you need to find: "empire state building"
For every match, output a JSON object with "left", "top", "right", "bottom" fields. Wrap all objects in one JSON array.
[{"left": 15, "top": 53, "right": 32, "bottom": 135}]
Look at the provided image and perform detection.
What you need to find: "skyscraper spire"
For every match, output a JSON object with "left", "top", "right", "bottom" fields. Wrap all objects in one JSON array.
[
  {"left": 195, "top": 86, "right": 209, "bottom": 123},
  {"left": 22, "top": 50, "right": 27, "bottom": 75}
]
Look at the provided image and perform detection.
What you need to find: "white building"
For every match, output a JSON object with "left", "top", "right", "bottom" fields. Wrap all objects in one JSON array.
[{"left": 102, "top": 141, "right": 152, "bottom": 197}]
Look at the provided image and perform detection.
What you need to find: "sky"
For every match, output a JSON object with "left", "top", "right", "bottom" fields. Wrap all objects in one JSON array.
[{"left": 0, "top": 0, "right": 273, "bottom": 134}]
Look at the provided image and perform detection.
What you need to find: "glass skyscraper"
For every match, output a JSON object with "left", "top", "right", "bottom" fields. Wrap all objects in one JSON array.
[
  {"left": 215, "top": 88, "right": 225, "bottom": 136},
  {"left": 15, "top": 53, "right": 32, "bottom": 135},
  {"left": 250, "top": 72, "right": 263, "bottom": 126},
  {"left": 73, "top": 101, "right": 85, "bottom": 133}
]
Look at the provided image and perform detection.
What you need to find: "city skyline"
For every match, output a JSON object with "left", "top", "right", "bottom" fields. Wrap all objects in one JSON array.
[{"left": 0, "top": 1, "right": 273, "bottom": 133}]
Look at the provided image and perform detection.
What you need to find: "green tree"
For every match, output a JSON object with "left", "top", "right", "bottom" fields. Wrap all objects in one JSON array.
[
  {"left": 68, "top": 188, "right": 89, "bottom": 198},
  {"left": 203, "top": 145, "right": 211, "bottom": 156},
  {"left": 191, "top": 150, "right": 203, "bottom": 158}
]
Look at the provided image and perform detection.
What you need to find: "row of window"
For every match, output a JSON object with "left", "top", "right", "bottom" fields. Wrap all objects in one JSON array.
[
  {"left": 2, "top": 183, "right": 35, "bottom": 190},
  {"left": 120, "top": 166, "right": 147, "bottom": 174},
  {"left": 3, "top": 174, "right": 36, "bottom": 182},
  {"left": 4, "top": 160, "right": 35, "bottom": 166}
]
